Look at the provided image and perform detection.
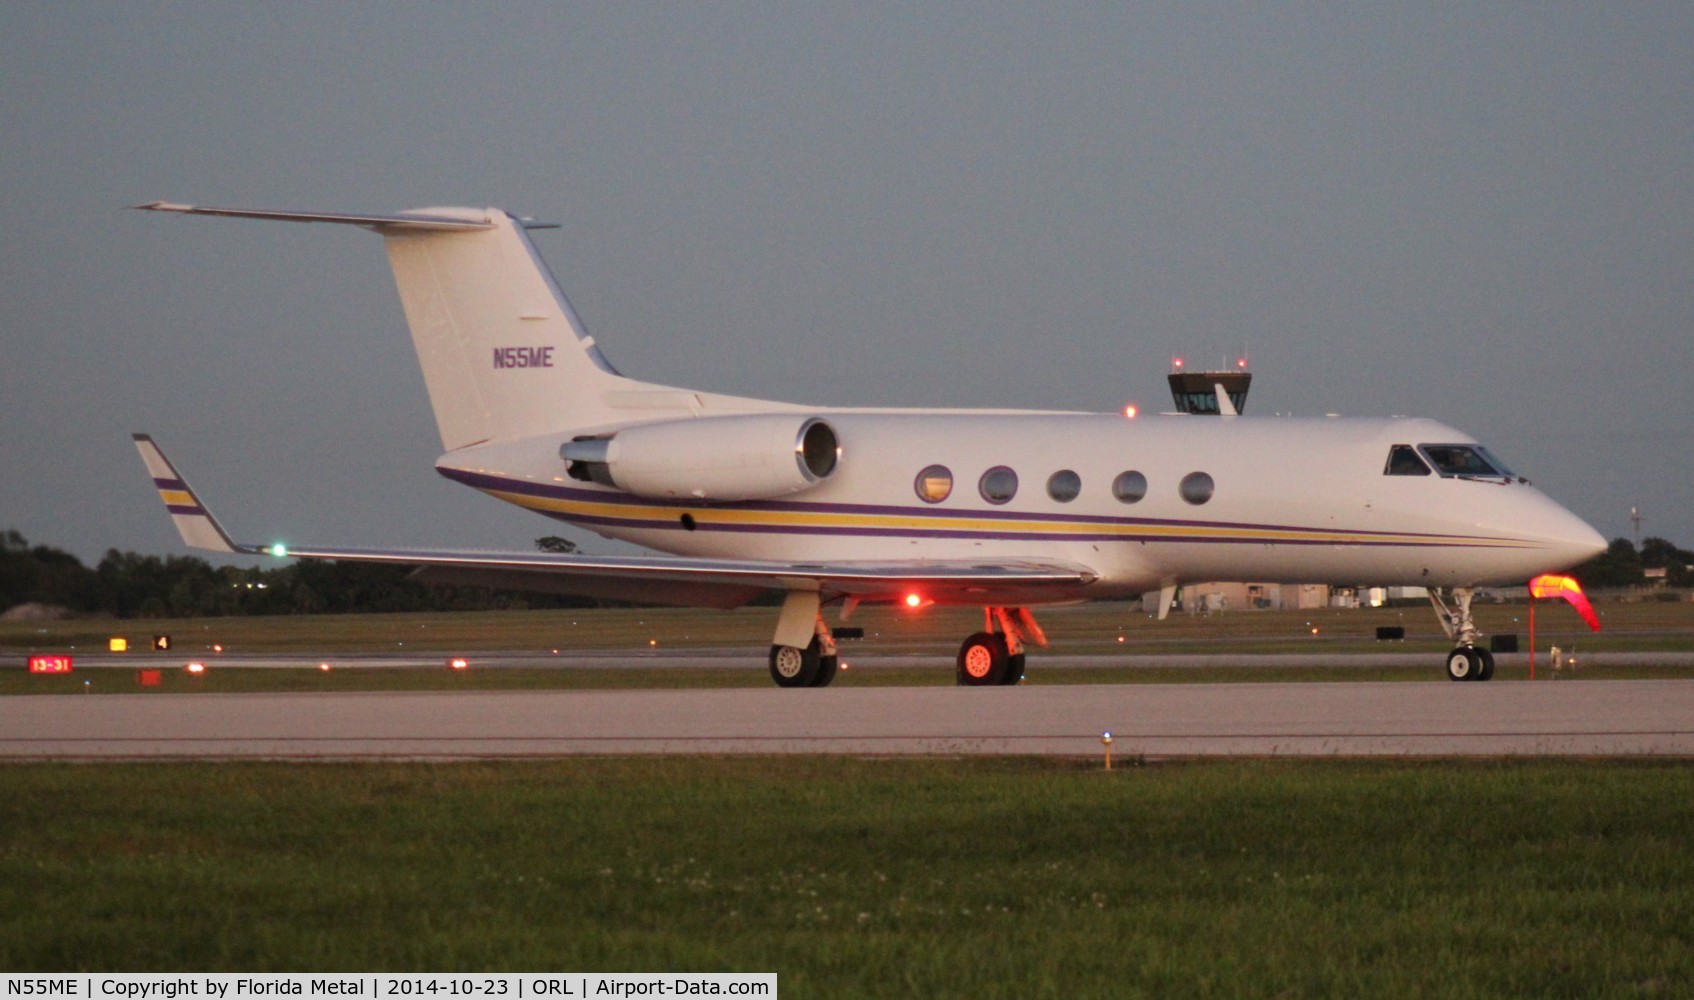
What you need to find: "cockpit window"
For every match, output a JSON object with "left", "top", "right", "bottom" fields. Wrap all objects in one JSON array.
[
  {"left": 1384, "top": 445, "right": 1431, "bottom": 477},
  {"left": 1418, "top": 444, "right": 1506, "bottom": 479},
  {"left": 1475, "top": 446, "right": 1517, "bottom": 478}
]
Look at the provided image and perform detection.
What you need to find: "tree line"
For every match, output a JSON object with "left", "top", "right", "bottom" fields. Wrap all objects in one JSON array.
[
  {"left": 3, "top": 528, "right": 1689, "bottom": 621},
  {"left": 1, "top": 529, "right": 594, "bottom": 619},
  {"left": 1574, "top": 536, "right": 1694, "bottom": 589}
]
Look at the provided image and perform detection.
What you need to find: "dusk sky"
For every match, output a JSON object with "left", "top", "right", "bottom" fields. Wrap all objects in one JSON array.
[{"left": 3, "top": 4, "right": 1690, "bottom": 568}]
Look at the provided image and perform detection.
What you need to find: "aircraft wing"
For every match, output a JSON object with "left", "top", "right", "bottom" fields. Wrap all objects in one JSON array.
[
  {"left": 134, "top": 434, "right": 1098, "bottom": 610},
  {"left": 258, "top": 546, "right": 1095, "bottom": 610}
]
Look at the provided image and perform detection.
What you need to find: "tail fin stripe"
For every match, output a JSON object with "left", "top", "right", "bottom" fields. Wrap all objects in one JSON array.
[{"left": 132, "top": 433, "right": 248, "bottom": 554}]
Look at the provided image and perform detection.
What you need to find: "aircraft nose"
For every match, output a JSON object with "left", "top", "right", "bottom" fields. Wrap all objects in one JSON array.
[{"left": 1538, "top": 505, "right": 1608, "bottom": 572}]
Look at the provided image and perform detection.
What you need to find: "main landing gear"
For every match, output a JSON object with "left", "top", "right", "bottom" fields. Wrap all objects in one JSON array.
[
  {"left": 768, "top": 590, "right": 841, "bottom": 688},
  {"left": 769, "top": 621, "right": 840, "bottom": 688},
  {"left": 1430, "top": 587, "right": 1495, "bottom": 682},
  {"left": 765, "top": 592, "right": 1049, "bottom": 688},
  {"left": 956, "top": 607, "right": 1046, "bottom": 686}
]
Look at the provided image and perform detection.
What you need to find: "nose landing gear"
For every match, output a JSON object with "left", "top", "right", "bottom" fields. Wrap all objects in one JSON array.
[
  {"left": 1431, "top": 588, "right": 1495, "bottom": 681},
  {"left": 1444, "top": 644, "right": 1496, "bottom": 682}
]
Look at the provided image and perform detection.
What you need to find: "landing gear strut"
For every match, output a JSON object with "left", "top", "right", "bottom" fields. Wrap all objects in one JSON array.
[
  {"left": 957, "top": 607, "right": 1043, "bottom": 686},
  {"left": 1430, "top": 588, "right": 1495, "bottom": 682}
]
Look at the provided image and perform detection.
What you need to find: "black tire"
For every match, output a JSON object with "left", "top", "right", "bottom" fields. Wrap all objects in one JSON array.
[
  {"left": 1000, "top": 653, "right": 1026, "bottom": 685},
  {"left": 1476, "top": 647, "right": 1495, "bottom": 681},
  {"left": 811, "top": 655, "right": 840, "bottom": 688},
  {"left": 1445, "top": 647, "right": 1480, "bottom": 682},
  {"left": 957, "top": 632, "right": 1009, "bottom": 686},
  {"left": 770, "top": 641, "right": 821, "bottom": 688}
]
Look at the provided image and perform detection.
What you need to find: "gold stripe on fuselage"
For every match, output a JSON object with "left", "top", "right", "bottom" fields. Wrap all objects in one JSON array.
[{"left": 478, "top": 486, "right": 1531, "bottom": 550}]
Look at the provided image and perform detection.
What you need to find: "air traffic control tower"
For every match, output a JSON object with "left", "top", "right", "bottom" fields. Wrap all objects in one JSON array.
[{"left": 1167, "top": 359, "right": 1252, "bottom": 416}]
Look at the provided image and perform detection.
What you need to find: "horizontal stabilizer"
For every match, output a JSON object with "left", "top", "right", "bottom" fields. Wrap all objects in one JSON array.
[{"left": 132, "top": 202, "right": 559, "bottom": 231}]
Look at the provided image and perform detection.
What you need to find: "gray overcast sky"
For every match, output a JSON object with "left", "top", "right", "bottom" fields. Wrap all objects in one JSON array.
[{"left": 3, "top": 3, "right": 1690, "bottom": 567}]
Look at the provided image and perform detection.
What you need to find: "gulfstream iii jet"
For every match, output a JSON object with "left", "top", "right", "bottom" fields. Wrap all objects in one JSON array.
[{"left": 133, "top": 203, "right": 1607, "bottom": 686}]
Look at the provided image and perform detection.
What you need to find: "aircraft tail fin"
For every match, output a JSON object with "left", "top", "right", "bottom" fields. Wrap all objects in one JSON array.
[{"left": 135, "top": 203, "right": 639, "bottom": 451}]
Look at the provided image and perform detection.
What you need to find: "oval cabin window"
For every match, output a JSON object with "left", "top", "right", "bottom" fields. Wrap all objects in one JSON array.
[
  {"left": 978, "top": 466, "right": 1019, "bottom": 505},
  {"left": 1179, "top": 471, "right": 1215, "bottom": 505},
  {"left": 914, "top": 465, "right": 953, "bottom": 503}
]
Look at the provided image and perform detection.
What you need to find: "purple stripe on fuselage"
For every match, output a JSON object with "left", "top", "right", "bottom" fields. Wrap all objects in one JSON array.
[
  {"left": 440, "top": 466, "right": 1505, "bottom": 545},
  {"left": 154, "top": 477, "right": 188, "bottom": 491},
  {"left": 165, "top": 504, "right": 205, "bottom": 516}
]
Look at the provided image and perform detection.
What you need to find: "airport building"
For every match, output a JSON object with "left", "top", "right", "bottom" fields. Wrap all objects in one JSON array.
[{"left": 1166, "top": 358, "right": 1252, "bottom": 416}]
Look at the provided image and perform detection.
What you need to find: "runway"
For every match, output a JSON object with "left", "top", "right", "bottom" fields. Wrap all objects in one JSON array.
[
  {"left": 5, "top": 679, "right": 1693, "bottom": 759},
  {"left": 48, "top": 649, "right": 1694, "bottom": 670}
]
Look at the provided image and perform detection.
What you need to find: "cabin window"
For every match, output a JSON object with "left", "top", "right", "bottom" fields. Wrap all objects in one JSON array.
[
  {"left": 1180, "top": 471, "right": 1214, "bottom": 505},
  {"left": 1112, "top": 470, "right": 1148, "bottom": 504},
  {"left": 979, "top": 466, "right": 1019, "bottom": 505},
  {"left": 1046, "top": 470, "right": 1081, "bottom": 503},
  {"left": 915, "top": 465, "right": 953, "bottom": 503},
  {"left": 1418, "top": 444, "right": 1504, "bottom": 479},
  {"left": 1384, "top": 445, "right": 1432, "bottom": 476}
]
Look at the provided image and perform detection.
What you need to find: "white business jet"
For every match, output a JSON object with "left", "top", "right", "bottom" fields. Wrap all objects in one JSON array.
[{"left": 133, "top": 203, "right": 1606, "bottom": 686}]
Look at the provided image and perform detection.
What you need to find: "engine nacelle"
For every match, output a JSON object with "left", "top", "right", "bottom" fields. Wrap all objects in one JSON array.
[{"left": 560, "top": 415, "right": 840, "bottom": 502}]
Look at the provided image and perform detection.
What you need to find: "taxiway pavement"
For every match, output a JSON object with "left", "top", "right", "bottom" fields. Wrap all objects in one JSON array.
[{"left": 4, "top": 678, "right": 1692, "bottom": 759}]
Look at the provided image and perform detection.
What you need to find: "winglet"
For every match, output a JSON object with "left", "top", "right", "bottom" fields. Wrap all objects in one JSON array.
[{"left": 132, "top": 434, "right": 257, "bottom": 555}]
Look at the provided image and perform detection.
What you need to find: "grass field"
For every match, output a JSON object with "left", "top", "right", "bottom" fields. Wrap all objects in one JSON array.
[
  {"left": 5, "top": 604, "right": 1691, "bottom": 992},
  {"left": 4, "top": 599, "right": 1690, "bottom": 695},
  {"left": 2, "top": 758, "right": 1691, "bottom": 996}
]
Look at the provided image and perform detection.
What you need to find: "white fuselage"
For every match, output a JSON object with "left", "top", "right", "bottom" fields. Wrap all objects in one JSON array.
[{"left": 437, "top": 409, "right": 1605, "bottom": 602}]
